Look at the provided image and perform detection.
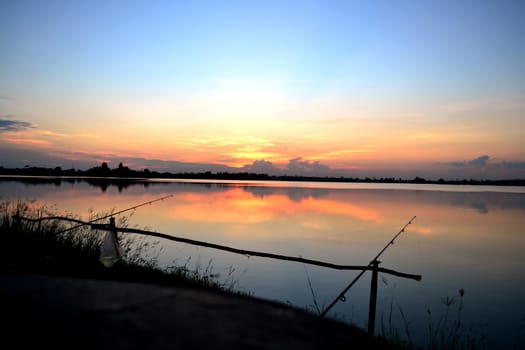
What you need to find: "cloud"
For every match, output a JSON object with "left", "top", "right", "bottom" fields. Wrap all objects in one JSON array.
[
  {"left": 0, "top": 147, "right": 88, "bottom": 169},
  {"left": 287, "top": 157, "right": 330, "bottom": 176},
  {"left": 2, "top": 137, "right": 52, "bottom": 146},
  {"left": 0, "top": 116, "right": 34, "bottom": 132},
  {"left": 443, "top": 155, "right": 525, "bottom": 179},
  {"left": 469, "top": 155, "right": 490, "bottom": 167},
  {"left": 0, "top": 146, "right": 241, "bottom": 173},
  {"left": 452, "top": 155, "right": 490, "bottom": 167},
  {"left": 242, "top": 159, "right": 281, "bottom": 174},
  {"left": 496, "top": 161, "right": 525, "bottom": 169},
  {"left": 241, "top": 157, "right": 334, "bottom": 176}
]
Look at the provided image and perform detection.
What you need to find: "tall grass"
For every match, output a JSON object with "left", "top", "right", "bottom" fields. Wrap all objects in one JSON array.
[
  {"left": 0, "top": 200, "right": 238, "bottom": 292},
  {"left": 1, "top": 200, "right": 104, "bottom": 273},
  {"left": 300, "top": 267, "right": 484, "bottom": 350},
  {"left": 376, "top": 283, "right": 484, "bottom": 350}
]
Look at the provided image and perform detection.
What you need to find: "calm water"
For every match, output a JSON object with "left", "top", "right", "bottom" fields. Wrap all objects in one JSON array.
[{"left": 2, "top": 177, "right": 525, "bottom": 348}]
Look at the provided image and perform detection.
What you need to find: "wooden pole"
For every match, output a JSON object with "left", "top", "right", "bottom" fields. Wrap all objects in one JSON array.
[
  {"left": 18, "top": 215, "right": 421, "bottom": 280},
  {"left": 109, "top": 217, "right": 117, "bottom": 242},
  {"left": 13, "top": 210, "right": 21, "bottom": 231},
  {"left": 368, "top": 260, "right": 380, "bottom": 335}
]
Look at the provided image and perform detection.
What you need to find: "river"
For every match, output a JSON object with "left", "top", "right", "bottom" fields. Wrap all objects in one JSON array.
[{"left": 1, "top": 177, "right": 524, "bottom": 349}]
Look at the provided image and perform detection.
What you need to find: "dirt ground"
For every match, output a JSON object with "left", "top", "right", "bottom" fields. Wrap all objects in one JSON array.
[{"left": 1, "top": 272, "right": 398, "bottom": 349}]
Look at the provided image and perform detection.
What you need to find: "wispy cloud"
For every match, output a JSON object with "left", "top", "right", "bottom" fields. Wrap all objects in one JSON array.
[
  {"left": 0, "top": 116, "right": 35, "bottom": 132},
  {"left": 39, "top": 130, "right": 99, "bottom": 139},
  {"left": 1, "top": 118, "right": 100, "bottom": 151},
  {"left": 2, "top": 137, "right": 52, "bottom": 146},
  {"left": 324, "top": 148, "right": 374, "bottom": 157}
]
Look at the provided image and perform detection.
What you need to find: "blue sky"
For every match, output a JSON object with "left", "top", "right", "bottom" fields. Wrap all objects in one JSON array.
[{"left": 1, "top": 0, "right": 524, "bottom": 178}]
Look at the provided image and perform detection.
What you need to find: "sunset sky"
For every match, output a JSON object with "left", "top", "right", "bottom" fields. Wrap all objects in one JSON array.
[{"left": 1, "top": 1, "right": 524, "bottom": 179}]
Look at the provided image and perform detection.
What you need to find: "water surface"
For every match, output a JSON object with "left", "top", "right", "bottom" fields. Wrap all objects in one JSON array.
[{"left": 2, "top": 177, "right": 524, "bottom": 348}]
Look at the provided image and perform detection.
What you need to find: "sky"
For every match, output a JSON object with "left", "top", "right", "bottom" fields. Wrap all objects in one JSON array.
[{"left": 1, "top": 0, "right": 524, "bottom": 179}]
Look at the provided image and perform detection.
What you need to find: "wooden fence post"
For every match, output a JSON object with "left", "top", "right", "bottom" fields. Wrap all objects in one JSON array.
[
  {"left": 13, "top": 210, "right": 21, "bottom": 231},
  {"left": 109, "top": 217, "right": 117, "bottom": 242},
  {"left": 368, "top": 260, "right": 380, "bottom": 335}
]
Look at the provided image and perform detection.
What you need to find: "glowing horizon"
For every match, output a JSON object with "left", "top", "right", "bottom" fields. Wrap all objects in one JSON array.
[{"left": 1, "top": 1, "right": 524, "bottom": 179}]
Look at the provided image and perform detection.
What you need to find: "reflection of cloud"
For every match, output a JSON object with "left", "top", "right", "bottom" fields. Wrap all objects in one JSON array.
[
  {"left": 301, "top": 220, "right": 326, "bottom": 230},
  {"left": 243, "top": 186, "right": 330, "bottom": 202},
  {"left": 172, "top": 190, "right": 285, "bottom": 224},
  {"left": 302, "top": 198, "right": 380, "bottom": 222},
  {"left": 413, "top": 226, "right": 435, "bottom": 235},
  {"left": 0, "top": 117, "right": 34, "bottom": 131},
  {"left": 469, "top": 202, "right": 488, "bottom": 214},
  {"left": 169, "top": 188, "right": 380, "bottom": 225}
]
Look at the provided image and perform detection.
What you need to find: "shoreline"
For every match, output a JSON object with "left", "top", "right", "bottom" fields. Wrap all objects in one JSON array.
[{"left": 2, "top": 271, "right": 397, "bottom": 349}]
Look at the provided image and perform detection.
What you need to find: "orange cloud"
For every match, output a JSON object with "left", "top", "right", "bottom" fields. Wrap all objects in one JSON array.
[{"left": 2, "top": 137, "right": 52, "bottom": 146}]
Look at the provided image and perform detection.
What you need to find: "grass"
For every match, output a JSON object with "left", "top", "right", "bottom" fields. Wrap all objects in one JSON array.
[
  {"left": 0, "top": 200, "right": 238, "bottom": 293},
  {"left": 301, "top": 264, "right": 488, "bottom": 350},
  {"left": 376, "top": 279, "right": 485, "bottom": 350}
]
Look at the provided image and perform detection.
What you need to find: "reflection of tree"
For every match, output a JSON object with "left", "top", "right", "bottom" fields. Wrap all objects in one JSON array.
[
  {"left": 468, "top": 202, "right": 488, "bottom": 213},
  {"left": 243, "top": 186, "right": 330, "bottom": 202},
  {"left": 406, "top": 191, "right": 525, "bottom": 213}
]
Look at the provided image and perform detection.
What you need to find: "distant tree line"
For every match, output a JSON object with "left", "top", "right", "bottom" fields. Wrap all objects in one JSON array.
[{"left": 0, "top": 162, "right": 524, "bottom": 186}]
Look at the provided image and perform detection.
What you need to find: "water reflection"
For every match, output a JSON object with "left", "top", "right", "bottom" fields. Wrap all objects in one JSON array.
[
  {"left": 243, "top": 186, "right": 331, "bottom": 202},
  {"left": 1, "top": 178, "right": 525, "bottom": 348}
]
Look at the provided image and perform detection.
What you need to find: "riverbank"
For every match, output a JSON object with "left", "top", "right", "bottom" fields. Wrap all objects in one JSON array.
[
  {"left": 2, "top": 271, "right": 396, "bottom": 349},
  {"left": 0, "top": 200, "right": 398, "bottom": 349}
]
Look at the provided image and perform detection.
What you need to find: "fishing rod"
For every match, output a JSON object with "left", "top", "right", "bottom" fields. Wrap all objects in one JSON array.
[
  {"left": 320, "top": 215, "right": 416, "bottom": 317},
  {"left": 15, "top": 194, "right": 173, "bottom": 235}
]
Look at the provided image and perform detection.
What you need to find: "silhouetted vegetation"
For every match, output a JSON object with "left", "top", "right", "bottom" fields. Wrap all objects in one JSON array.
[
  {"left": 0, "top": 201, "right": 239, "bottom": 292},
  {"left": 1, "top": 163, "right": 524, "bottom": 186}
]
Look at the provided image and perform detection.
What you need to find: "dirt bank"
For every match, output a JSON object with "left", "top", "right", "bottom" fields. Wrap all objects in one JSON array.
[{"left": 2, "top": 272, "right": 395, "bottom": 349}]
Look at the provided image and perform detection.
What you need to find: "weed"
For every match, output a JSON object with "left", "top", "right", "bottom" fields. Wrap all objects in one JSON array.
[
  {"left": 0, "top": 200, "right": 242, "bottom": 293},
  {"left": 304, "top": 266, "right": 325, "bottom": 315},
  {"left": 377, "top": 285, "right": 479, "bottom": 350}
]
